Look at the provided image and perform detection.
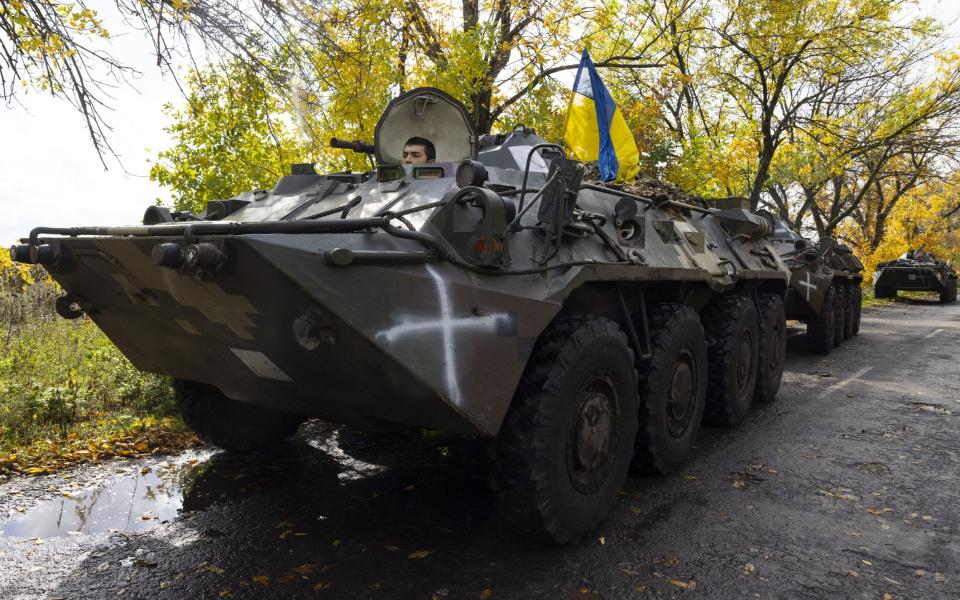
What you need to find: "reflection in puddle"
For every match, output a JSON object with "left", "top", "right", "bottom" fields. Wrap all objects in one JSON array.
[{"left": 0, "top": 454, "right": 210, "bottom": 539}]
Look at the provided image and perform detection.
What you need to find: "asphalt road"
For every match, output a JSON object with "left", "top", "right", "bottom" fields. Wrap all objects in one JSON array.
[{"left": 0, "top": 299, "right": 958, "bottom": 599}]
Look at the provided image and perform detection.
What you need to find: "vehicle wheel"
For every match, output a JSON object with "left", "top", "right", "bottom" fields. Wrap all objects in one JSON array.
[
  {"left": 634, "top": 303, "right": 708, "bottom": 474},
  {"left": 175, "top": 380, "right": 305, "bottom": 453},
  {"left": 833, "top": 284, "right": 846, "bottom": 347},
  {"left": 490, "top": 315, "right": 638, "bottom": 544},
  {"left": 754, "top": 293, "right": 786, "bottom": 404},
  {"left": 808, "top": 285, "right": 835, "bottom": 354},
  {"left": 701, "top": 295, "right": 760, "bottom": 427},
  {"left": 940, "top": 279, "right": 957, "bottom": 303},
  {"left": 874, "top": 285, "right": 895, "bottom": 299},
  {"left": 842, "top": 283, "right": 856, "bottom": 340},
  {"left": 851, "top": 284, "right": 862, "bottom": 335}
]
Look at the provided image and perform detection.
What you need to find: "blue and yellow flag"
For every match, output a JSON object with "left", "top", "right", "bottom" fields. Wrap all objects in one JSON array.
[{"left": 563, "top": 50, "right": 640, "bottom": 182}]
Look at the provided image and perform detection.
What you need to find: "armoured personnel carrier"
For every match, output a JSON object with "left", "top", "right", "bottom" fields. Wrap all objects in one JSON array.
[
  {"left": 760, "top": 215, "right": 864, "bottom": 354},
  {"left": 11, "top": 88, "right": 790, "bottom": 543},
  {"left": 874, "top": 250, "right": 957, "bottom": 303}
]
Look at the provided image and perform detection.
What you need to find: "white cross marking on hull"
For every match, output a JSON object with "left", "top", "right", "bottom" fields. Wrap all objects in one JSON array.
[{"left": 799, "top": 272, "right": 817, "bottom": 301}]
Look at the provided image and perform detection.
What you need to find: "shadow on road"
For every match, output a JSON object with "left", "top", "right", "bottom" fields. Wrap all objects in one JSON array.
[{"left": 46, "top": 427, "right": 578, "bottom": 599}]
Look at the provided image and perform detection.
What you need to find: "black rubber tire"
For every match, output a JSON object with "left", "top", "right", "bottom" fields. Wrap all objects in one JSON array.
[
  {"left": 851, "top": 284, "right": 862, "bottom": 335},
  {"left": 702, "top": 295, "right": 760, "bottom": 427},
  {"left": 633, "top": 303, "right": 708, "bottom": 474},
  {"left": 833, "top": 284, "right": 846, "bottom": 347},
  {"left": 808, "top": 285, "right": 835, "bottom": 354},
  {"left": 754, "top": 293, "right": 786, "bottom": 404},
  {"left": 940, "top": 279, "right": 957, "bottom": 303},
  {"left": 842, "top": 282, "right": 856, "bottom": 340},
  {"left": 175, "top": 380, "right": 305, "bottom": 453},
  {"left": 874, "top": 285, "right": 896, "bottom": 299},
  {"left": 490, "top": 316, "right": 639, "bottom": 544}
]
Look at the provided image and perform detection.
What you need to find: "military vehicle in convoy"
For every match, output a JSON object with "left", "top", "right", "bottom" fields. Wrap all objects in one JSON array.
[
  {"left": 874, "top": 250, "right": 957, "bottom": 303},
  {"left": 11, "top": 88, "right": 791, "bottom": 544},
  {"left": 758, "top": 215, "right": 864, "bottom": 353}
]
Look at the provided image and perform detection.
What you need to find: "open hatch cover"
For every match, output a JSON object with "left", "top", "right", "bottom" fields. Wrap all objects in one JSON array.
[{"left": 374, "top": 87, "right": 478, "bottom": 164}]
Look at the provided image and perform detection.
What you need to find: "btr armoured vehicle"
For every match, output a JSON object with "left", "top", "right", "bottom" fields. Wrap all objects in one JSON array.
[
  {"left": 874, "top": 250, "right": 957, "bottom": 303},
  {"left": 760, "top": 215, "right": 864, "bottom": 354},
  {"left": 11, "top": 88, "right": 790, "bottom": 544}
]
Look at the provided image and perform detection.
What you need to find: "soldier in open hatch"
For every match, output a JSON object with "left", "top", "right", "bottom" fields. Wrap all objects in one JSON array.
[
  {"left": 401, "top": 136, "right": 436, "bottom": 164},
  {"left": 13, "top": 87, "right": 792, "bottom": 545}
]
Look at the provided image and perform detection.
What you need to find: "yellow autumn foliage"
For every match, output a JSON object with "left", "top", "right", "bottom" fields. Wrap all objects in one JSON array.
[{"left": 839, "top": 176, "right": 960, "bottom": 280}]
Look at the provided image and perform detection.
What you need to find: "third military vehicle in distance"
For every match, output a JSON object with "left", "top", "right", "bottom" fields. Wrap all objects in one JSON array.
[
  {"left": 873, "top": 250, "right": 958, "bottom": 303},
  {"left": 760, "top": 214, "right": 864, "bottom": 354},
  {"left": 12, "top": 87, "right": 790, "bottom": 544}
]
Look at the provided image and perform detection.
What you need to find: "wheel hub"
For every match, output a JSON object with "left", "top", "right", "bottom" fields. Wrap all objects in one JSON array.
[
  {"left": 666, "top": 350, "right": 697, "bottom": 438},
  {"left": 568, "top": 375, "right": 619, "bottom": 494}
]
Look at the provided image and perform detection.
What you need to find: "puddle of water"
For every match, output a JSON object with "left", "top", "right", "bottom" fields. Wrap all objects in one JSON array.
[{"left": 0, "top": 458, "right": 201, "bottom": 539}]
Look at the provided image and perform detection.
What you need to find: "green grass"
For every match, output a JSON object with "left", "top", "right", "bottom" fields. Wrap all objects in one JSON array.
[
  {"left": 860, "top": 286, "right": 941, "bottom": 308},
  {"left": 0, "top": 266, "right": 184, "bottom": 467}
]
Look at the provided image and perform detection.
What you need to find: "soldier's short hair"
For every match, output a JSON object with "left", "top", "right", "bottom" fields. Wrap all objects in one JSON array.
[{"left": 403, "top": 137, "right": 436, "bottom": 161}]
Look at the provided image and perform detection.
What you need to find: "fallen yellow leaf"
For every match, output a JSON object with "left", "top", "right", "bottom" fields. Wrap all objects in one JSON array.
[
  {"left": 408, "top": 550, "right": 434, "bottom": 559},
  {"left": 667, "top": 578, "right": 696, "bottom": 590},
  {"left": 480, "top": 588, "right": 493, "bottom": 599},
  {"left": 743, "top": 563, "right": 756, "bottom": 576},
  {"left": 313, "top": 581, "right": 331, "bottom": 590},
  {"left": 292, "top": 564, "right": 316, "bottom": 575},
  {"left": 252, "top": 575, "right": 270, "bottom": 586}
]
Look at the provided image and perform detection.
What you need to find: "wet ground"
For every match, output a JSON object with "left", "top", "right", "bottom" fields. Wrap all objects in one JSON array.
[{"left": 0, "top": 300, "right": 958, "bottom": 599}]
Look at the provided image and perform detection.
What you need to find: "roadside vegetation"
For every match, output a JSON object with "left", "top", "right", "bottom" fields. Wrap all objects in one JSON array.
[{"left": 0, "top": 254, "right": 194, "bottom": 477}]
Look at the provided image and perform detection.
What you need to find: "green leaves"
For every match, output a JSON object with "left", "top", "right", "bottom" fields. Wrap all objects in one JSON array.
[{"left": 150, "top": 61, "right": 305, "bottom": 213}]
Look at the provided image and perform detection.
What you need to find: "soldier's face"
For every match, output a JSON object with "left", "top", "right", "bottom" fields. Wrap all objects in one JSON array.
[{"left": 402, "top": 144, "right": 430, "bottom": 164}]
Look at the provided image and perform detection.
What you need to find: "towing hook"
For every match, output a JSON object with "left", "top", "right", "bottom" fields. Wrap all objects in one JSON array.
[{"left": 55, "top": 294, "right": 88, "bottom": 320}]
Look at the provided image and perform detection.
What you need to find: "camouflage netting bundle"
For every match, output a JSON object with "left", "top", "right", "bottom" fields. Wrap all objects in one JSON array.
[{"left": 579, "top": 162, "right": 715, "bottom": 207}]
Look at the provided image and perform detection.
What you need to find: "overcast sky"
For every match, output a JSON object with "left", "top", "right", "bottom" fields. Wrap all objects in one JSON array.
[{"left": 1, "top": 0, "right": 958, "bottom": 245}]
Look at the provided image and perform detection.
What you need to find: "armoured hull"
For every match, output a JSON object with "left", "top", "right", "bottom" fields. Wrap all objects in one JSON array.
[
  {"left": 873, "top": 265, "right": 952, "bottom": 292},
  {"left": 44, "top": 234, "right": 565, "bottom": 436},
  {"left": 40, "top": 205, "right": 785, "bottom": 436}
]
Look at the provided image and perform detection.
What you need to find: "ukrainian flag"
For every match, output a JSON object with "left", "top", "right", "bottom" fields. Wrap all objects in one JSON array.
[{"left": 563, "top": 50, "right": 640, "bottom": 182}]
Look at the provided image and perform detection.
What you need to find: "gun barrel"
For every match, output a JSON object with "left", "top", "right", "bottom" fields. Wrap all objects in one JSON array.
[{"left": 329, "top": 137, "right": 375, "bottom": 154}]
